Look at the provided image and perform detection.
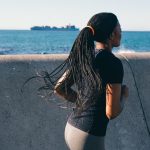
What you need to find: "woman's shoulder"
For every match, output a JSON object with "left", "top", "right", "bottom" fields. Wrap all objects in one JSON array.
[
  {"left": 95, "top": 50, "right": 124, "bottom": 83},
  {"left": 95, "top": 50, "right": 122, "bottom": 65},
  {"left": 94, "top": 50, "right": 124, "bottom": 77}
]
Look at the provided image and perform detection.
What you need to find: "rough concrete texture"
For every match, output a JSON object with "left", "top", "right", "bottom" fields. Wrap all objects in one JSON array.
[{"left": 0, "top": 53, "right": 150, "bottom": 150}]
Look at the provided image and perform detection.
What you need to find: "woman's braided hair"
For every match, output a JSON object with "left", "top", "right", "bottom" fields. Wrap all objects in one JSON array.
[{"left": 34, "top": 12, "right": 118, "bottom": 112}]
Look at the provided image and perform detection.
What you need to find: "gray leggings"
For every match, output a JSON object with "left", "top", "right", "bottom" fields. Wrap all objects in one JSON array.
[{"left": 64, "top": 122, "right": 105, "bottom": 150}]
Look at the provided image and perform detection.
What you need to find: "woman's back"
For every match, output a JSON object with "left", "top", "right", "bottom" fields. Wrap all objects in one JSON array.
[{"left": 68, "top": 49, "right": 123, "bottom": 137}]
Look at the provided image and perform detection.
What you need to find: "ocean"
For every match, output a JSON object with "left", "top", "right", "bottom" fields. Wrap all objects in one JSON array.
[{"left": 0, "top": 30, "right": 150, "bottom": 55}]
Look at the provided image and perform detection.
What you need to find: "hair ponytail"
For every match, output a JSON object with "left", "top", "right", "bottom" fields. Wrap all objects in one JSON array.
[{"left": 33, "top": 27, "right": 102, "bottom": 112}]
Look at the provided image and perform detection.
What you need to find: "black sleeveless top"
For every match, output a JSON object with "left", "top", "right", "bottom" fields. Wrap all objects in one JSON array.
[{"left": 68, "top": 50, "right": 124, "bottom": 136}]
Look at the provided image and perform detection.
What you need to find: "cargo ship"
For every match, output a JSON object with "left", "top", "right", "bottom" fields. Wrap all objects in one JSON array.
[{"left": 30, "top": 24, "right": 79, "bottom": 31}]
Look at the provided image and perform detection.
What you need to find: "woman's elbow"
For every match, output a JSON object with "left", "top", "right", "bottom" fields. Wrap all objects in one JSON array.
[
  {"left": 54, "top": 85, "right": 64, "bottom": 95},
  {"left": 106, "top": 108, "right": 122, "bottom": 120},
  {"left": 106, "top": 112, "right": 119, "bottom": 120}
]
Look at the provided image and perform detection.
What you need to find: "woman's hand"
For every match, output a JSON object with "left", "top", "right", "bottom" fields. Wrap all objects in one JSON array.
[{"left": 121, "top": 85, "right": 129, "bottom": 98}]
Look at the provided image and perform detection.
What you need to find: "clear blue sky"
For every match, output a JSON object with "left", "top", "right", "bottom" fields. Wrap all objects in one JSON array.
[{"left": 0, "top": 0, "right": 150, "bottom": 30}]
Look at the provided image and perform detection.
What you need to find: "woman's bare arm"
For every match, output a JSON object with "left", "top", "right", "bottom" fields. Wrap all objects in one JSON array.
[
  {"left": 54, "top": 70, "right": 77, "bottom": 103},
  {"left": 106, "top": 84, "right": 129, "bottom": 120}
]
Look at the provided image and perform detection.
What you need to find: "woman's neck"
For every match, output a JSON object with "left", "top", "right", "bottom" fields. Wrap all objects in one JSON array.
[{"left": 95, "top": 42, "right": 112, "bottom": 52}]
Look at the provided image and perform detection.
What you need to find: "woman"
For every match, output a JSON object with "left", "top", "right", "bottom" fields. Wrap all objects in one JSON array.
[{"left": 42, "top": 12, "right": 129, "bottom": 150}]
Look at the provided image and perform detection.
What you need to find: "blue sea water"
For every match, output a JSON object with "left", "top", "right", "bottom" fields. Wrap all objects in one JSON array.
[{"left": 0, "top": 30, "right": 150, "bottom": 55}]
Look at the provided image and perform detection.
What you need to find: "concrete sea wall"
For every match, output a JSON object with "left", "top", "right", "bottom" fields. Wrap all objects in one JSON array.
[{"left": 0, "top": 53, "right": 150, "bottom": 150}]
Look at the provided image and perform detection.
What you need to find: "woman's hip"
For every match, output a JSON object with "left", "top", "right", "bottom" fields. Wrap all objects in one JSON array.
[{"left": 64, "top": 122, "right": 105, "bottom": 150}]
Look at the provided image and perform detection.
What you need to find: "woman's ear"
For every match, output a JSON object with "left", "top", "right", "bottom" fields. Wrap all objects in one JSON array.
[{"left": 110, "top": 32, "right": 115, "bottom": 40}]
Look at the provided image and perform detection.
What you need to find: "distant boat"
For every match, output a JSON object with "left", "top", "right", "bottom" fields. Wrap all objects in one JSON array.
[{"left": 30, "top": 25, "right": 79, "bottom": 31}]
